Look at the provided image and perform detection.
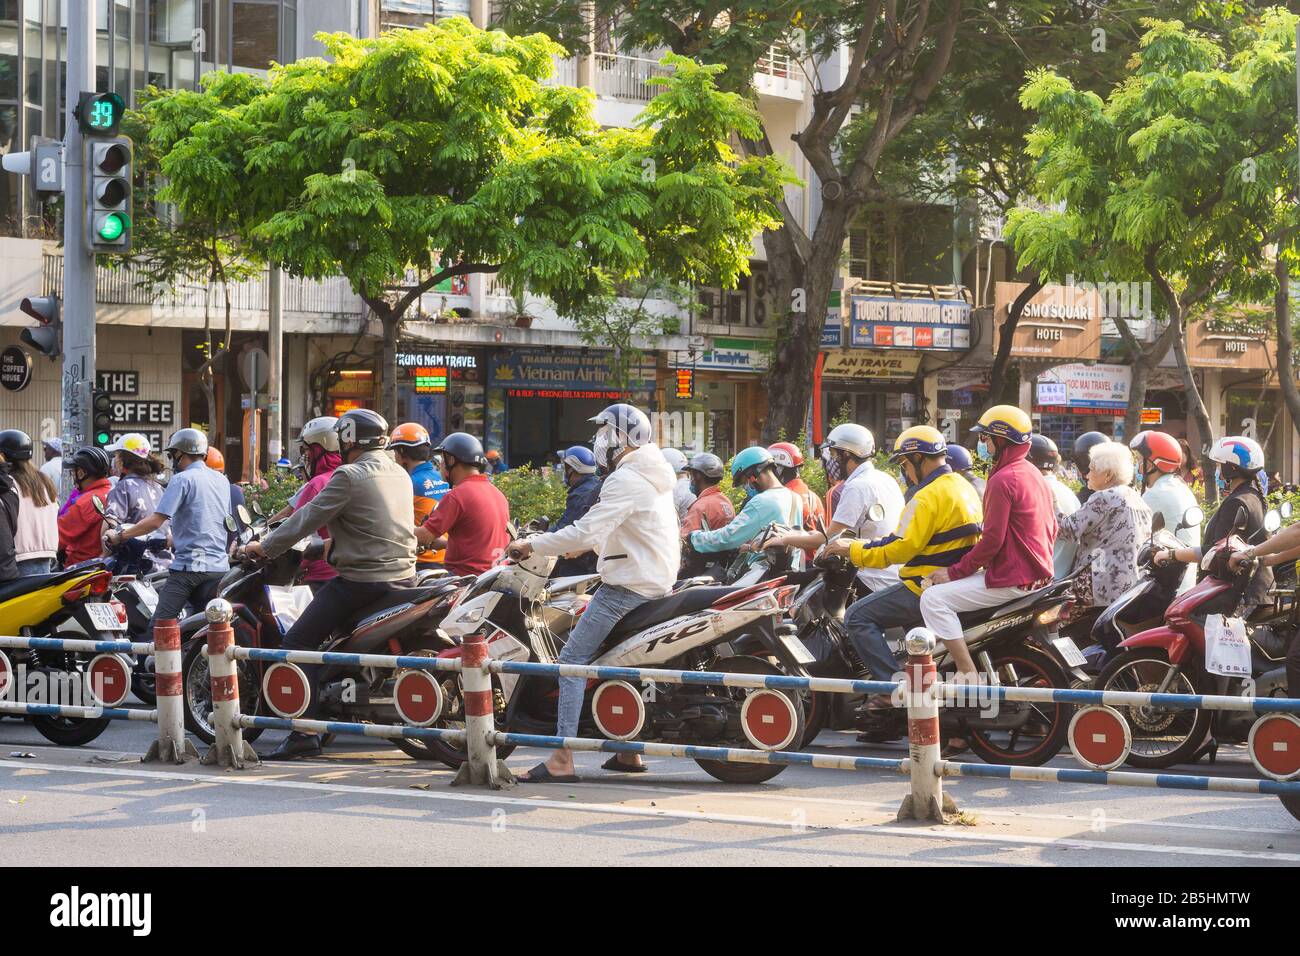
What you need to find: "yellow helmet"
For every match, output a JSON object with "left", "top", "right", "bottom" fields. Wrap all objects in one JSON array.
[
  {"left": 972, "top": 405, "right": 1033, "bottom": 444},
  {"left": 891, "top": 425, "right": 947, "bottom": 459}
]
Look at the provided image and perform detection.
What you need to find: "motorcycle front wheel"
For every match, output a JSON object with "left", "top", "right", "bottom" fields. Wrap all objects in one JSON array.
[
  {"left": 409, "top": 674, "right": 516, "bottom": 768},
  {"left": 1281, "top": 794, "right": 1300, "bottom": 824},
  {"left": 181, "top": 639, "right": 264, "bottom": 744},
  {"left": 962, "top": 645, "right": 1072, "bottom": 767},
  {"left": 694, "top": 655, "right": 804, "bottom": 785},
  {"left": 1095, "top": 648, "right": 1210, "bottom": 768}
]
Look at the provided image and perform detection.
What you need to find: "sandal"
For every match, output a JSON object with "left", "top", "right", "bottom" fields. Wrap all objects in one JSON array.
[
  {"left": 941, "top": 738, "right": 970, "bottom": 758},
  {"left": 516, "top": 762, "right": 580, "bottom": 784},
  {"left": 601, "top": 755, "right": 647, "bottom": 774}
]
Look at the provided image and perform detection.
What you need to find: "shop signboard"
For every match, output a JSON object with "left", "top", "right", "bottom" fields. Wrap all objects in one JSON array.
[
  {"left": 1185, "top": 321, "right": 1273, "bottom": 370},
  {"left": 667, "top": 339, "right": 770, "bottom": 374},
  {"left": 1141, "top": 408, "right": 1163, "bottom": 425},
  {"left": 822, "top": 290, "right": 843, "bottom": 347},
  {"left": 995, "top": 282, "right": 1103, "bottom": 360},
  {"left": 491, "top": 347, "right": 654, "bottom": 392},
  {"left": 675, "top": 368, "right": 695, "bottom": 399},
  {"left": 821, "top": 350, "right": 920, "bottom": 381},
  {"left": 1035, "top": 363, "right": 1130, "bottom": 412},
  {"left": 848, "top": 295, "right": 971, "bottom": 351}
]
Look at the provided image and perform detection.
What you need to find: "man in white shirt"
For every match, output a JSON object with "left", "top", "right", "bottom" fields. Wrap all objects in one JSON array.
[
  {"left": 661, "top": 447, "right": 695, "bottom": 521},
  {"left": 1131, "top": 430, "right": 1199, "bottom": 593},
  {"left": 39, "top": 438, "right": 63, "bottom": 498},
  {"left": 763, "top": 423, "right": 904, "bottom": 593}
]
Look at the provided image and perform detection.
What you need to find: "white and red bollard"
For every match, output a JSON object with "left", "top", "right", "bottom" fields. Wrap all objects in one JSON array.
[
  {"left": 451, "top": 631, "right": 513, "bottom": 789},
  {"left": 896, "top": 627, "right": 957, "bottom": 823},
  {"left": 199, "top": 599, "right": 259, "bottom": 769},
  {"left": 143, "top": 618, "right": 198, "bottom": 764}
]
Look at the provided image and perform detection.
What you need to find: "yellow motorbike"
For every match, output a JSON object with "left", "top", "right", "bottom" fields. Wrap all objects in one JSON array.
[{"left": 0, "top": 562, "right": 129, "bottom": 745}]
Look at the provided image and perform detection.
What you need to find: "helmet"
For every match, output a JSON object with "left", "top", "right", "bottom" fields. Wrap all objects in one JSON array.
[
  {"left": 1130, "top": 430, "right": 1182, "bottom": 474},
  {"left": 685, "top": 452, "right": 725, "bottom": 480},
  {"left": 1028, "top": 434, "right": 1061, "bottom": 471},
  {"left": 768, "top": 441, "right": 805, "bottom": 469},
  {"left": 824, "top": 423, "right": 876, "bottom": 460},
  {"left": 945, "top": 444, "right": 973, "bottom": 472},
  {"left": 299, "top": 416, "right": 340, "bottom": 452},
  {"left": 205, "top": 448, "right": 225, "bottom": 471},
  {"left": 486, "top": 449, "right": 501, "bottom": 461},
  {"left": 0, "top": 429, "right": 34, "bottom": 462},
  {"left": 105, "top": 432, "right": 152, "bottom": 461},
  {"left": 1208, "top": 436, "right": 1264, "bottom": 473},
  {"left": 561, "top": 445, "right": 597, "bottom": 475},
  {"left": 165, "top": 428, "right": 209, "bottom": 458},
  {"left": 971, "top": 405, "right": 1032, "bottom": 444},
  {"left": 661, "top": 447, "right": 689, "bottom": 473},
  {"left": 70, "top": 446, "right": 111, "bottom": 480},
  {"left": 389, "top": 422, "right": 431, "bottom": 450},
  {"left": 589, "top": 403, "right": 651, "bottom": 468},
  {"left": 731, "top": 446, "right": 775, "bottom": 481},
  {"left": 891, "top": 425, "right": 947, "bottom": 459},
  {"left": 435, "top": 432, "right": 488, "bottom": 469},
  {"left": 335, "top": 409, "right": 389, "bottom": 450},
  {"left": 1073, "top": 431, "right": 1109, "bottom": 472}
]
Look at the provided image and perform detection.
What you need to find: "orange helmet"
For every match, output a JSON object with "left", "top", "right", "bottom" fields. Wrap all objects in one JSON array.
[
  {"left": 1129, "top": 430, "right": 1182, "bottom": 474},
  {"left": 389, "top": 422, "right": 431, "bottom": 450},
  {"left": 205, "top": 447, "right": 225, "bottom": 471},
  {"left": 767, "top": 441, "right": 804, "bottom": 469}
]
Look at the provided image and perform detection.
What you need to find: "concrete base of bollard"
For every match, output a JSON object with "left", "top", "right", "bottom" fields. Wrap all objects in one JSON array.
[
  {"left": 451, "top": 758, "right": 516, "bottom": 790},
  {"left": 896, "top": 790, "right": 959, "bottom": 823},
  {"left": 143, "top": 736, "right": 199, "bottom": 765},
  {"left": 200, "top": 739, "right": 260, "bottom": 770}
]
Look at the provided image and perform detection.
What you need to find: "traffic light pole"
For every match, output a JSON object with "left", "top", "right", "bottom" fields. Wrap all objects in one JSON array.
[{"left": 61, "top": 0, "right": 96, "bottom": 491}]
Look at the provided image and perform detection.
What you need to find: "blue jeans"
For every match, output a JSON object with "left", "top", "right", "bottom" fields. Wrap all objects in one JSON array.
[
  {"left": 16, "top": 558, "right": 57, "bottom": 575},
  {"left": 556, "top": 584, "right": 649, "bottom": 738},
  {"left": 844, "top": 583, "right": 921, "bottom": 681}
]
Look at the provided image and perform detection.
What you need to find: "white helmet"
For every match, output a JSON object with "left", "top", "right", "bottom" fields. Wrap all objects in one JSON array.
[
  {"left": 1207, "top": 436, "right": 1264, "bottom": 472},
  {"left": 661, "top": 447, "right": 688, "bottom": 474},
  {"left": 824, "top": 423, "right": 876, "bottom": 460},
  {"left": 299, "top": 416, "right": 340, "bottom": 452}
]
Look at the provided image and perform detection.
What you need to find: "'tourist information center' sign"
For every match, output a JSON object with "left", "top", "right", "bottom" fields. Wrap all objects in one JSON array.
[{"left": 849, "top": 295, "right": 972, "bottom": 351}]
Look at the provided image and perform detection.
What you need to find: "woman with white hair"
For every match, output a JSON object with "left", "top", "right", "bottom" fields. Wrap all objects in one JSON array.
[{"left": 1055, "top": 439, "right": 1152, "bottom": 613}]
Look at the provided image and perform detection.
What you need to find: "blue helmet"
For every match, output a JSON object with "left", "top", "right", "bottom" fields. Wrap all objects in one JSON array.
[
  {"left": 945, "top": 444, "right": 973, "bottom": 472},
  {"left": 731, "top": 446, "right": 775, "bottom": 481},
  {"left": 561, "top": 445, "right": 597, "bottom": 475}
]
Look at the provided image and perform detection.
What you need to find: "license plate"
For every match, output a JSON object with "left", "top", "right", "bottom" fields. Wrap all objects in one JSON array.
[
  {"left": 781, "top": 634, "right": 816, "bottom": 665},
  {"left": 1052, "top": 636, "right": 1087, "bottom": 668},
  {"left": 86, "top": 603, "right": 126, "bottom": 632}
]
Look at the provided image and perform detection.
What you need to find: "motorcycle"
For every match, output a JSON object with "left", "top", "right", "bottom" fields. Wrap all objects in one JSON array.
[
  {"left": 181, "top": 514, "right": 469, "bottom": 760},
  {"left": 795, "top": 534, "right": 1085, "bottom": 766},
  {"left": 0, "top": 561, "right": 130, "bottom": 745},
  {"left": 1095, "top": 509, "right": 1293, "bottom": 769},
  {"left": 432, "top": 546, "right": 811, "bottom": 784}
]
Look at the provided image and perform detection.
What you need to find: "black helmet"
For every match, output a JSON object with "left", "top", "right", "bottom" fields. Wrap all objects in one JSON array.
[
  {"left": 1073, "top": 431, "right": 1109, "bottom": 474},
  {"left": 435, "top": 432, "right": 487, "bottom": 470},
  {"left": 70, "top": 446, "right": 111, "bottom": 480},
  {"left": 335, "top": 408, "right": 389, "bottom": 451},
  {"left": 0, "top": 429, "right": 34, "bottom": 463},
  {"left": 1028, "top": 434, "right": 1061, "bottom": 472}
]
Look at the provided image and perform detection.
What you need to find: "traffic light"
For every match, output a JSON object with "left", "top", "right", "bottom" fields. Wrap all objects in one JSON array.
[
  {"left": 76, "top": 92, "right": 126, "bottom": 137},
  {"left": 86, "top": 137, "right": 132, "bottom": 253},
  {"left": 91, "top": 389, "right": 114, "bottom": 449},
  {"left": 18, "top": 295, "right": 60, "bottom": 360}
]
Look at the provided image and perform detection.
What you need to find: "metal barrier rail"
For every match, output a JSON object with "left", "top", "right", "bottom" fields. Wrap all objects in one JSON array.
[
  {"left": 934, "top": 681, "right": 1300, "bottom": 715},
  {"left": 232, "top": 646, "right": 462, "bottom": 673},
  {"left": 241, "top": 715, "right": 466, "bottom": 746},
  {"left": 0, "top": 635, "right": 153, "bottom": 655},
  {"left": 942, "top": 760, "right": 1300, "bottom": 797},
  {"left": 0, "top": 702, "right": 156, "bottom": 721}
]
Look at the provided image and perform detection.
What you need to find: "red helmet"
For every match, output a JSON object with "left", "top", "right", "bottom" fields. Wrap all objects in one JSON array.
[
  {"left": 1129, "top": 430, "right": 1182, "bottom": 474},
  {"left": 768, "top": 441, "right": 804, "bottom": 469}
]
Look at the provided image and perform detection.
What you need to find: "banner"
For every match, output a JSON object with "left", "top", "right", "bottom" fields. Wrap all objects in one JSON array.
[
  {"left": 849, "top": 295, "right": 971, "bottom": 351},
  {"left": 1035, "top": 363, "right": 1131, "bottom": 411},
  {"left": 821, "top": 350, "right": 921, "bottom": 381}
]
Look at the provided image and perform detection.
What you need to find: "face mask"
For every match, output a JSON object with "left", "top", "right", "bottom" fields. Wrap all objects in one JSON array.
[
  {"left": 822, "top": 449, "right": 844, "bottom": 483},
  {"left": 689, "top": 480, "right": 700, "bottom": 496},
  {"left": 743, "top": 480, "right": 757, "bottom": 499},
  {"left": 592, "top": 429, "right": 612, "bottom": 469},
  {"left": 976, "top": 439, "right": 992, "bottom": 462},
  {"left": 1215, "top": 469, "right": 1226, "bottom": 494}
]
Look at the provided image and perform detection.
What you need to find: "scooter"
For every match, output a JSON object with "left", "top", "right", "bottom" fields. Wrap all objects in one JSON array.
[
  {"left": 1095, "top": 509, "right": 1287, "bottom": 769},
  {"left": 433, "top": 546, "right": 810, "bottom": 784}
]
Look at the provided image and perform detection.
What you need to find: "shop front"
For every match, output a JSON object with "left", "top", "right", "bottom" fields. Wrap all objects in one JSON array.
[
  {"left": 1033, "top": 362, "right": 1131, "bottom": 449},
  {"left": 489, "top": 347, "right": 655, "bottom": 467},
  {"left": 934, "top": 366, "right": 991, "bottom": 442},
  {"left": 662, "top": 340, "right": 769, "bottom": 458},
  {"left": 1187, "top": 321, "right": 1279, "bottom": 467},
  {"left": 393, "top": 346, "right": 487, "bottom": 444},
  {"left": 818, "top": 349, "right": 922, "bottom": 450}
]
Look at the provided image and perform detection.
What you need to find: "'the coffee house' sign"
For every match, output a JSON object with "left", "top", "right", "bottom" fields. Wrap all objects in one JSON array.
[{"left": 994, "top": 282, "right": 1104, "bottom": 361}]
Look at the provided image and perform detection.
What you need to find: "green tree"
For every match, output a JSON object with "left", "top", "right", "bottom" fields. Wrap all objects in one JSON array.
[
  {"left": 1008, "top": 9, "right": 1298, "bottom": 484},
  {"left": 147, "top": 19, "right": 790, "bottom": 420}
]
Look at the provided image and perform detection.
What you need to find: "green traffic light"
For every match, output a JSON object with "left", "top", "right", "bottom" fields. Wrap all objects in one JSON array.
[
  {"left": 96, "top": 432, "right": 111, "bottom": 445},
  {"left": 97, "top": 213, "right": 127, "bottom": 241}
]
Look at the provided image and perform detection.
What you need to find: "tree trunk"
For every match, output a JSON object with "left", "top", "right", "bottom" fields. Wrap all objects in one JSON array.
[
  {"left": 381, "top": 314, "right": 400, "bottom": 424},
  {"left": 986, "top": 277, "right": 1043, "bottom": 410},
  {"left": 1126, "top": 358, "right": 1152, "bottom": 441},
  {"left": 1166, "top": 302, "right": 1218, "bottom": 502},
  {"left": 761, "top": 199, "right": 851, "bottom": 442},
  {"left": 1275, "top": 252, "right": 1300, "bottom": 453}
]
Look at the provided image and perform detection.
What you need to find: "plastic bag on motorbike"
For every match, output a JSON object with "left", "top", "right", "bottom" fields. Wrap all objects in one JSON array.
[
  {"left": 1204, "top": 613, "right": 1251, "bottom": 678},
  {"left": 265, "top": 584, "right": 314, "bottom": 636}
]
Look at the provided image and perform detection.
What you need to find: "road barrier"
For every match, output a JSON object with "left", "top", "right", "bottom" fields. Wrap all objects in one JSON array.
[{"left": 0, "top": 624, "right": 192, "bottom": 764}]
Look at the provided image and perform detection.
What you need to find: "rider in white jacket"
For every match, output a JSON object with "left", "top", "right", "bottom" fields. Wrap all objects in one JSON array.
[{"left": 509, "top": 403, "right": 679, "bottom": 784}]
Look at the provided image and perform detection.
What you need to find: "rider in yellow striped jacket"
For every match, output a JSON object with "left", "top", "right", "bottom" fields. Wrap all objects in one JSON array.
[{"left": 823, "top": 426, "right": 983, "bottom": 689}]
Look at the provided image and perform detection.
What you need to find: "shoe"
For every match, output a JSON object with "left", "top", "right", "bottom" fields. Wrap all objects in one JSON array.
[{"left": 261, "top": 732, "right": 323, "bottom": 761}]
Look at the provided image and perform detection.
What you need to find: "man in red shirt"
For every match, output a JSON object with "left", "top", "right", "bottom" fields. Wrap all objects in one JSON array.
[
  {"left": 679, "top": 453, "right": 734, "bottom": 537},
  {"left": 57, "top": 447, "right": 114, "bottom": 565},
  {"left": 919, "top": 406, "right": 1056, "bottom": 679},
  {"left": 414, "top": 432, "right": 510, "bottom": 575}
]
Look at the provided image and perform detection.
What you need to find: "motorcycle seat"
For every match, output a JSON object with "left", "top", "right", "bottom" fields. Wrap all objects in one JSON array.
[
  {"left": 345, "top": 585, "right": 448, "bottom": 633},
  {"left": 605, "top": 585, "right": 741, "bottom": 642},
  {"left": 956, "top": 579, "right": 1071, "bottom": 628},
  {"left": 0, "top": 568, "right": 98, "bottom": 605}
]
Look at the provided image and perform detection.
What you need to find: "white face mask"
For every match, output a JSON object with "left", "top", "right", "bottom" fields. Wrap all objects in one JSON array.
[{"left": 592, "top": 428, "right": 613, "bottom": 468}]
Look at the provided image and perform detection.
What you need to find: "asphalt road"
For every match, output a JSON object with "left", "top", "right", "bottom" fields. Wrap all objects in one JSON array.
[{"left": 2, "top": 710, "right": 1297, "bottom": 867}]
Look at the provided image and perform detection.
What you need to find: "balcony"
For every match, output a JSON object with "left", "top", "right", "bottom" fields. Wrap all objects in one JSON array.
[
  {"left": 595, "top": 53, "right": 673, "bottom": 103},
  {"left": 754, "top": 46, "right": 804, "bottom": 102}
]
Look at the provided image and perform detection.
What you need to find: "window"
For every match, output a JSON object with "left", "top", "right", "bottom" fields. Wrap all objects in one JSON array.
[
  {"left": 848, "top": 203, "right": 956, "bottom": 285},
  {"left": 230, "top": 0, "right": 279, "bottom": 70},
  {"left": 380, "top": 0, "right": 471, "bottom": 31}
]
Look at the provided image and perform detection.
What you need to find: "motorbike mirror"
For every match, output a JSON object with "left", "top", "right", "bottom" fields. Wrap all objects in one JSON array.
[
  {"left": 251, "top": 500, "right": 265, "bottom": 518},
  {"left": 1151, "top": 512, "right": 1165, "bottom": 533},
  {"left": 93, "top": 496, "right": 106, "bottom": 515},
  {"left": 237, "top": 504, "right": 253, "bottom": 527},
  {"left": 867, "top": 503, "right": 886, "bottom": 522},
  {"left": 224, "top": 514, "right": 237, "bottom": 534},
  {"left": 1265, "top": 509, "right": 1282, "bottom": 534},
  {"left": 1179, "top": 506, "right": 1203, "bottom": 530},
  {"left": 1233, "top": 508, "right": 1249, "bottom": 533},
  {"left": 1283, "top": 501, "right": 1294, "bottom": 520}
]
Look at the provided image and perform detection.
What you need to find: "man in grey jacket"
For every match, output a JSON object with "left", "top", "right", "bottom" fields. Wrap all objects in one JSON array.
[{"left": 243, "top": 408, "right": 417, "bottom": 759}]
